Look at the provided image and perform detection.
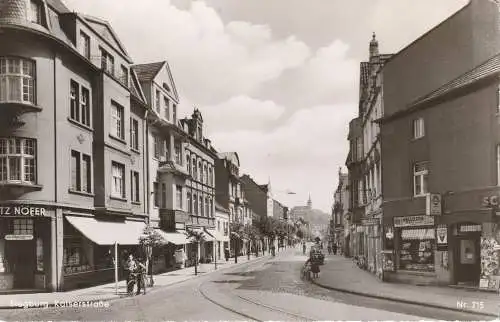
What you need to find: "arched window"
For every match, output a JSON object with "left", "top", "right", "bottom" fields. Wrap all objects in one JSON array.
[
  {"left": 205, "top": 197, "right": 209, "bottom": 217},
  {"left": 193, "top": 193, "right": 198, "bottom": 215},
  {"left": 209, "top": 198, "right": 213, "bottom": 217},
  {"left": 187, "top": 192, "right": 192, "bottom": 213},
  {"left": 200, "top": 195, "right": 204, "bottom": 216},
  {"left": 203, "top": 165, "right": 208, "bottom": 184},
  {"left": 198, "top": 161, "right": 202, "bottom": 182},
  {"left": 208, "top": 167, "right": 212, "bottom": 186}
]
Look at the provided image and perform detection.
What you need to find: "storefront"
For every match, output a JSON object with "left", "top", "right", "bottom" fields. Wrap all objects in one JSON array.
[
  {"left": 0, "top": 205, "right": 52, "bottom": 292},
  {"left": 62, "top": 215, "right": 146, "bottom": 290},
  {"left": 385, "top": 215, "right": 436, "bottom": 284},
  {"left": 154, "top": 229, "right": 188, "bottom": 271}
]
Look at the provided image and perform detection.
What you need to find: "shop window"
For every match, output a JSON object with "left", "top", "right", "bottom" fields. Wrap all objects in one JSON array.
[
  {"left": 13, "top": 219, "right": 33, "bottom": 235},
  {"left": 36, "top": 237, "right": 43, "bottom": 272},
  {"left": 399, "top": 228, "right": 435, "bottom": 272},
  {"left": 63, "top": 242, "right": 89, "bottom": 274}
]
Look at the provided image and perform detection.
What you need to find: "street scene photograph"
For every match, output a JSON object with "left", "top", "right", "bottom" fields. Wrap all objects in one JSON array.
[{"left": 0, "top": 0, "right": 499, "bottom": 320}]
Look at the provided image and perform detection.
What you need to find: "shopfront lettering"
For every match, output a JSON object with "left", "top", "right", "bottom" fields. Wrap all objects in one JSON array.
[
  {"left": 394, "top": 215, "right": 434, "bottom": 228},
  {"left": 0, "top": 206, "right": 46, "bottom": 216}
]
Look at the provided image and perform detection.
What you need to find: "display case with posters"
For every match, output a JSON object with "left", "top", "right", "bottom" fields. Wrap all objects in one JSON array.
[
  {"left": 398, "top": 228, "right": 435, "bottom": 272},
  {"left": 480, "top": 237, "right": 500, "bottom": 290}
]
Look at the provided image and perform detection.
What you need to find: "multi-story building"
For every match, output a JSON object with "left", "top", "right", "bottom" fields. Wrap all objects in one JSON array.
[
  {"left": 132, "top": 60, "right": 190, "bottom": 272},
  {"left": 380, "top": 0, "right": 500, "bottom": 287},
  {"left": 240, "top": 175, "right": 269, "bottom": 220},
  {"left": 215, "top": 152, "right": 250, "bottom": 225},
  {"left": 345, "top": 117, "right": 364, "bottom": 257},
  {"left": 332, "top": 169, "right": 348, "bottom": 251},
  {"left": 180, "top": 109, "right": 217, "bottom": 262},
  {"left": 214, "top": 202, "right": 230, "bottom": 260},
  {"left": 0, "top": 0, "right": 149, "bottom": 292},
  {"left": 359, "top": 34, "right": 393, "bottom": 278}
]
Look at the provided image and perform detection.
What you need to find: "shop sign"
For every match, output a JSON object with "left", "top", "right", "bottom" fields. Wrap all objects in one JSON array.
[
  {"left": 361, "top": 218, "right": 379, "bottom": 226},
  {"left": 436, "top": 225, "right": 448, "bottom": 250},
  {"left": 0, "top": 206, "right": 47, "bottom": 217},
  {"left": 459, "top": 224, "right": 482, "bottom": 233},
  {"left": 393, "top": 215, "right": 434, "bottom": 228},
  {"left": 426, "top": 194, "right": 442, "bottom": 216},
  {"left": 5, "top": 234, "right": 33, "bottom": 240},
  {"left": 175, "top": 222, "right": 185, "bottom": 230}
]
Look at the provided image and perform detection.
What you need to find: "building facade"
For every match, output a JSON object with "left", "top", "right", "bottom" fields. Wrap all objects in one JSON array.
[
  {"left": 332, "top": 169, "right": 348, "bottom": 251},
  {"left": 180, "top": 110, "right": 217, "bottom": 263},
  {"left": 359, "top": 35, "right": 392, "bottom": 278},
  {"left": 0, "top": 0, "right": 150, "bottom": 291},
  {"left": 133, "top": 61, "right": 190, "bottom": 272},
  {"left": 380, "top": 0, "right": 500, "bottom": 287},
  {"left": 214, "top": 202, "right": 230, "bottom": 260}
]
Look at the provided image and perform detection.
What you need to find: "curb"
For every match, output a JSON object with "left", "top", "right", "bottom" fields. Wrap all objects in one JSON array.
[
  {"left": 310, "top": 279, "right": 499, "bottom": 318},
  {"left": 0, "top": 255, "right": 271, "bottom": 310}
]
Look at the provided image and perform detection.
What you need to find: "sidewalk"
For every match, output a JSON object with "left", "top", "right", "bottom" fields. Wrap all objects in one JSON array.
[
  {"left": 0, "top": 253, "right": 268, "bottom": 309},
  {"left": 312, "top": 254, "right": 500, "bottom": 318}
]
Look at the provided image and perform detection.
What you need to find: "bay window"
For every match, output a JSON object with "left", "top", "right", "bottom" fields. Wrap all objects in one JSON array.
[
  {"left": 0, "top": 57, "right": 35, "bottom": 104},
  {"left": 0, "top": 138, "right": 36, "bottom": 184},
  {"left": 29, "top": 0, "right": 42, "bottom": 24}
]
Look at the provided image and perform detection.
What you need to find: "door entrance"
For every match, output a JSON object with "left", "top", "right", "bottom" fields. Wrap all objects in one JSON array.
[
  {"left": 455, "top": 236, "right": 480, "bottom": 285},
  {"left": 6, "top": 240, "right": 35, "bottom": 289}
]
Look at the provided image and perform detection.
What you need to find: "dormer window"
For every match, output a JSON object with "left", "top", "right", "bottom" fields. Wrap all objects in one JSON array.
[
  {"left": 29, "top": 0, "right": 42, "bottom": 24},
  {"left": 163, "top": 83, "right": 170, "bottom": 92}
]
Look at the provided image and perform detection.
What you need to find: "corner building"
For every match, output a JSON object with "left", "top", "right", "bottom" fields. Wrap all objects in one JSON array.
[
  {"left": 0, "top": 0, "right": 148, "bottom": 292},
  {"left": 380, "top": 0, "right": 500, "bottom": 287}
]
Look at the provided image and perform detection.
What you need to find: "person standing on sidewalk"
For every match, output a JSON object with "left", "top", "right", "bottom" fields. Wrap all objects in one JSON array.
[
  {"left": 135, "top": 258, "right": 147, "bottom": 295},
  {"left": 125, "top": 254, "right": 138, "bottom": 296}
]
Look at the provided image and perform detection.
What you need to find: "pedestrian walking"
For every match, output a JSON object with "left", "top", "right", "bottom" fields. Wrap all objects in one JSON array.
[
  {"left": 135, "top": 258, "right": 147, "bottom": 295},
  {"left": 224, "top": 247, "right": 229, "bottom": 261},
  {"left": 332, "top": 243, "right": 337, "bottom": 255}
]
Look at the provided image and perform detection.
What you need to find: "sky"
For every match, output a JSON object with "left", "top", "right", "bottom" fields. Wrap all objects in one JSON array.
[{"left": 65, "top": 0, "right": 468, "bottom": 213}]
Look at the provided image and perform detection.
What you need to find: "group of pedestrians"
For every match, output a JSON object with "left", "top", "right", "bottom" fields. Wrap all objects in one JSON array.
[{"left": 124, "top": 254, "right": 148, "bottom": 296}]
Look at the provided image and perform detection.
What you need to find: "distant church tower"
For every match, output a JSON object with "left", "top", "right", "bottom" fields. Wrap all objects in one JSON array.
[
  {"left": 307, "top": 194, "right": 312, "bottom": 209},
  {"left": 369, "top": 32, "right": 379, "bottom": 61}
]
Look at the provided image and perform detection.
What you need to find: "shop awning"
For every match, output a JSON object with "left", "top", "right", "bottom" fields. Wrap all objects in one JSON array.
[
  {"left": 155, "top": 229, "right": 189, "bottom": 245},
  {"left": 203, "top": 228, "right": 216, "bottom": 242},
  {"left": 65, "top": 216, "right": 146, "bottom": 245}
]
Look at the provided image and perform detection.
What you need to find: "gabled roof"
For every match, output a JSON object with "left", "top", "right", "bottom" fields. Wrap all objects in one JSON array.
[
  {"left": 133, "top": 61, "right": 180, "bottom": 102},
  {"left": 218, "top": 152, "right": 240, "bottom": 167},
  {"left": 133, "top": 62, "right": 165, "bottom": 82},
  {"left": 80, "top": 14, "right": 132, "bottom": 62},
  {"left": 129, "top": 68, "right": 147, "bottom": 105},
  {"left": 411, "top": 53, "right": 500, "bottom": 108}
]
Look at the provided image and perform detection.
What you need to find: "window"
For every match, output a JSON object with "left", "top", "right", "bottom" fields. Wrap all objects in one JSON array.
[
  {"left": 130, "top": 118, "right": 139, "bottom": 150},
  {"left": 205, "top": 197, "right": 209, "bottom": 217},
  {"left": 0, "top": 138, "right": 36, "bottom": 184},
  {"left": 153, "top": 182, "right": 159, "bottom": 207},
  {"left": 120, "top": 65, "right": 128, "bottom": 86},
  {"left": 217, "top": 220, "right": 220, "bottom": 231},
  {"left": 111, "top": 161, "right": 125, "bottom": 198},
  {"left": 192, "top": 158, "right": 197, "bottom": 179},
  {"left": 186, "top": 155, "right": 191, "bottom": 174},
  {"left": 187, "top": 192, "right": 192, "bottom": 213},
  {"left": 164, "top": 97, "right": 170, "bottom": 120},
  {"left": 399, "top": 228, "right": 435, "bottom": 272},
  {"left": 173, "top": 104, "right": 177, "bottom": 123},
  {"left": 155, "top": 90, "right": 161, "bottom": 113},
  {"left": 413, "top": 162, "right": 428, "bottom": 197},
  {"left": 208, "top": 167, "right": 213, "bottom": 186},
  {"left": 194, "top": 193, "right": 198, "bottom": 215},
  {"left": 413, "top": 118, "right": 424, "bottom": 139},
  {"left": 161, "top": 183, "right": 167, "bottom": 208},
  {"left": 13, "top": 218, "right": 33, "bottom": 235},
  {"left": 70, "top": 150, "right": 91, "bottom": 193},
  {"left": 111, "top": 101, "right": 124, "bottom": 139},
  {"left": 28, "top": 0, "right": 41, "bottom": 24},
  {"left": 174, "top": 140, "right": 182, "bottom": 165},
  {"left": 153, "top": 134, "right": 161, "bottom": 159},
  {"left": 198, "top": 162, "right": 202, "bottom": 182},
  {"left": 100, "top": 48, "right": 114, "bottom": 76},
  {"left": 36, "top": 238, "right": 43, "bottom": 272},
  {"left": 80, "top": 31, "right": 90, "bottom": 59},
  {"left": 176, "top": 185, "right": 183, "bottom": 210},
  {"left": 200, "top": 196, "right": 204, "bottom": 216},
  {"left": 203, "top": 165, "right": 208, "bottom": 184},
  {"left": 131, "top": 171, "right": 140, "bottom": 203},
  {"left": 0, "top": 57, "right": 35, "bottom": 104},
  {"left": 69, "top": 80, "right": 90, "bottom": 127}
]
